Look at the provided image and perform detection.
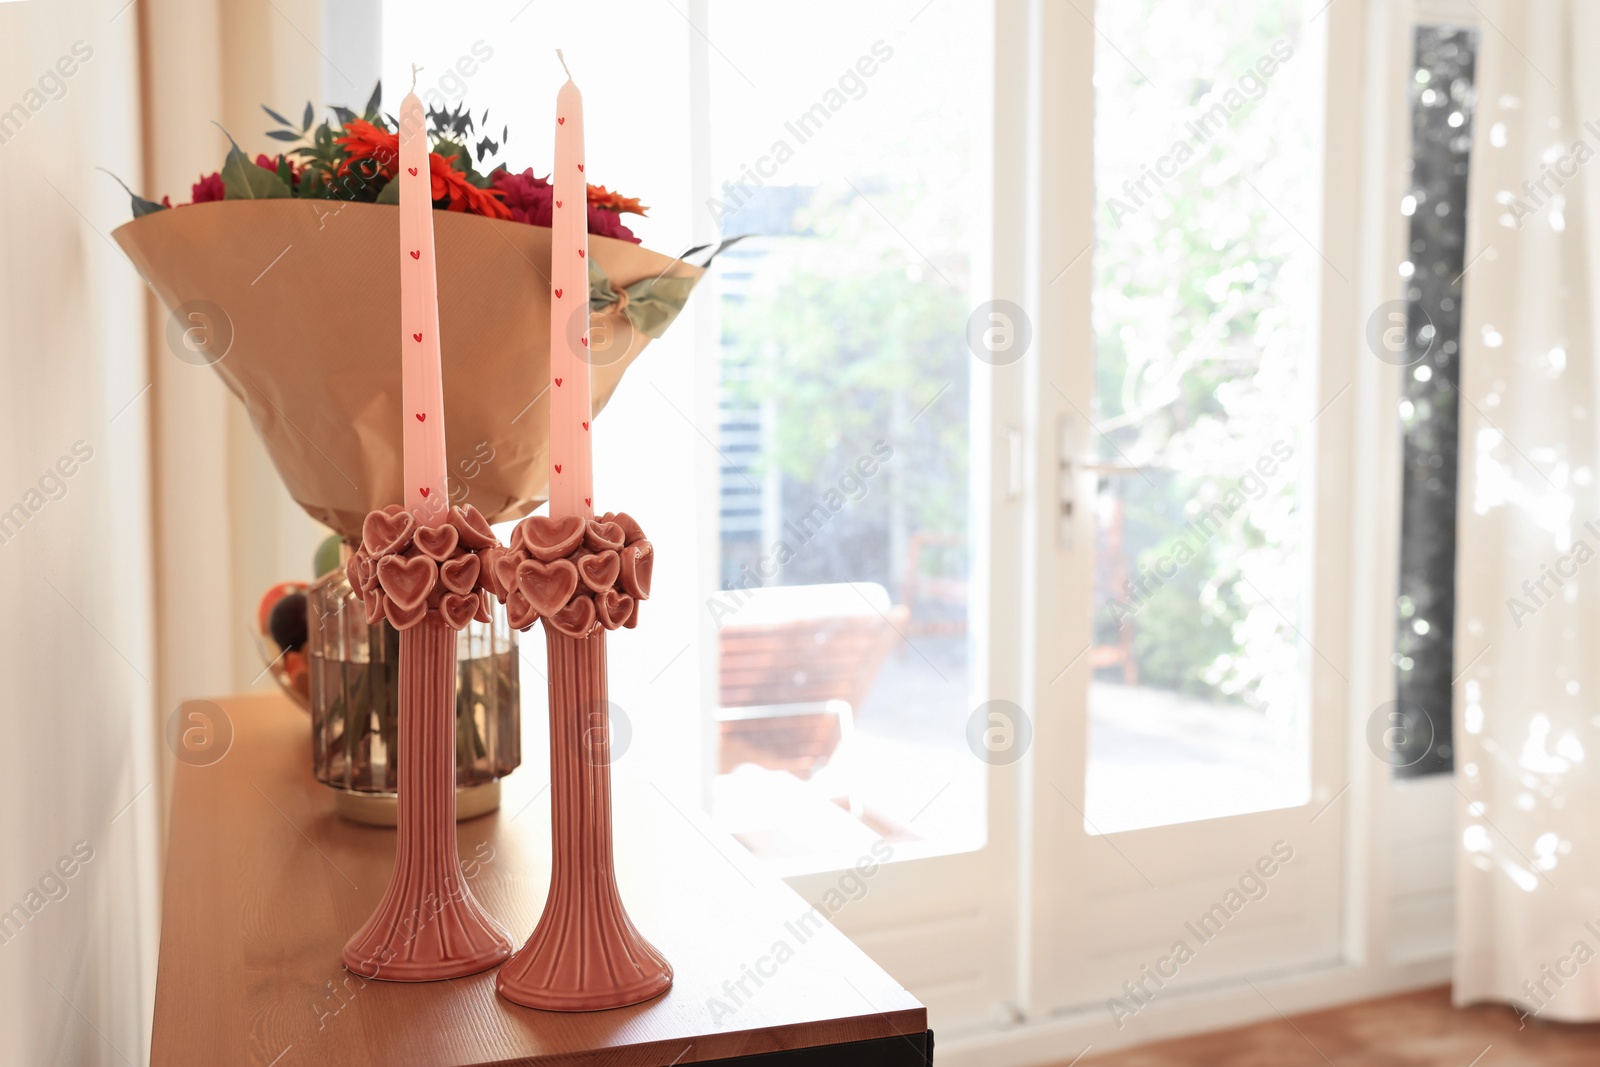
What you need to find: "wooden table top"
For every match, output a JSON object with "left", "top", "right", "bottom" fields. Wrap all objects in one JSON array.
[{"left": 151, "top": 693, "right": 927, "bottom": 1066}]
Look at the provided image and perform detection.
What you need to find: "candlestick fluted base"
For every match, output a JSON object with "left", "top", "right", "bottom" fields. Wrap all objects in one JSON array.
[
  {"left": 496, "top": 627, "right": 672, "bottom": 1010},
  {"left": 343, "top": 618, "right": 513, "bottom": 981}
]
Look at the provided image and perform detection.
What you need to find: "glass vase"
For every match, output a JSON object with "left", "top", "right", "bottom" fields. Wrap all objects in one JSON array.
[{"left": 306, "top": 565, "right": 520, "bottom": 824}]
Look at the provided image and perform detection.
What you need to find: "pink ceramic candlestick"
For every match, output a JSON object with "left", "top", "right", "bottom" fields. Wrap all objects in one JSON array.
[
  {"left": 548, "top": 53, "right": 593, "bottom": 521},
  {"left": 341, "top": 81, "right": 512, "bottom": 982}
]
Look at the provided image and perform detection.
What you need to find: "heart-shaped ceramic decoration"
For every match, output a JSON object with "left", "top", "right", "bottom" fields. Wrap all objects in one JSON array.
[
  {"left": 516, "top": 557, "right": 580, "bottom": 618},
  {"left": 362, "top": 508, "right": 416, "bottom": 557},
  {"left": 449, "top": 504, "right": 497, "bottom": 550},
  {"left": 439, "top": 554, "right": 482, "bottom": 595},
  {"left": 413, "top": 522, "right": 461, "bottom": 562},
  {"left": 439, "top": 593, "right": 479, "bottom": 631},
  {"left": 548, "top": 593, "right": 597, "bottom": 638},
  {"left": 492, "top": 548, "right": 526, "bottom": 599},
  {"left": 596, "top": 588, "right": 635, "bottom": 630},
  {"left": 515, "top": 514, "right": 586, "bottom": 562},
  {"left": 363, "top": 589, "right": 386, "bottom": 626},
  {"left": 383, "top": 595, "right": 428, "bottom": 630},
  {"left": 618, "top": 540, "right": 654, "bottom": 601},
  {"left": 473, "top": 590, "right": 493, "bottom": 624},
  {"left": 584, "top": 519, "right": 626, "bottom": 552},
  {"left": 506, "top": 589, "right": 538, "bottom": 631},
  {"left": 577, "top": 550, "right": 621, "bottom": 594},
  {"left": 378, "top": 553, "right": 437, "bottom": 611},
  {"left": 603, "top": 511, "right": 646, "bottom": 545}
]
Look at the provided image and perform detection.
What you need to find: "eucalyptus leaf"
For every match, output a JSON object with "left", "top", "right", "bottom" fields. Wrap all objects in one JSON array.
[
  {"left": 214, "top": 124, "right": 291, "bottom": 201},
  {"left": 262, "top": 104, "right": 293, "bottom": 127},
  {"left": 99, "top": 168, "right": 168, "bottom": 218},
  {"left": 301, "top": 101, "right": 314, "bottom": 131},
  {"left": 363, "top": 81, "right": 382, "bottom": 120},
  {"left": 265, "top": 129, "right": 301, "bottom": 142}
]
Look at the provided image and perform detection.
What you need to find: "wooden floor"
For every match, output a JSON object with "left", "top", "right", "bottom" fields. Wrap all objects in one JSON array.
[{"left": 1072, "top": 986, "right": 1600, "bottom": 1066}]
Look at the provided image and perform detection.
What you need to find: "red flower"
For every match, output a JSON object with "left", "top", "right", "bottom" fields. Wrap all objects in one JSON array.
[
  {"left": 190, "top": 172, "right": 224, "bottom": 204},
  {"left": 586, "top": 205, "right": 639, "bottom": 244},
  {"left": 430, "top": 153, "right": 511, "bottom": 220},
  {"left": 491, "top": 168, "right": 553, "bottom": 226},
  {"left": 255, "top": 153, "right": 303, "bottom": 187},
  {"left": 334, "top": 119, "right": 400, "bottom": 180}
]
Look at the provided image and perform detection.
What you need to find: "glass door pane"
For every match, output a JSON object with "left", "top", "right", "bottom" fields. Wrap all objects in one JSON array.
[
  {"left": 704, "top": 1, "right": 990, "bottom": 873},
  {"left": 1085, "top": 0, "right": 1321, "bottom": 833}
]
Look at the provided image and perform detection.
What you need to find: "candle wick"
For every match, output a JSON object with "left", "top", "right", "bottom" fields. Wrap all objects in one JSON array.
[
  {"left": 410, "top": 63, "right": 422, "bottom": 92},
  {"left": 556, "top": 49, "right": 571, "bottom": 79}
]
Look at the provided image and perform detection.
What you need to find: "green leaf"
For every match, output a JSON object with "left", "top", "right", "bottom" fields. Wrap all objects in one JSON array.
[
  {"left": 213, "top": 123, "right": 290, "bottom": 201},
  {"left": 265, "top": 129, "right": 300, "bottom": 142},
  {"left": 375, "top": 178, "right": 401, "bottom": 204},
  {"left": 301, "top": 101, "right": 314, "bottom": 131},
  {"left": 262, "top": 104, "right": 293, "bottom": 127},
  {"left": 331, "top": 105, "right": 357, "bottom": 127},
  {"left": 363, "top": 81, "right": 382, "bottom": 120},
  {"left": 98, "top": 168, "right": 168, "bottom": 218}
]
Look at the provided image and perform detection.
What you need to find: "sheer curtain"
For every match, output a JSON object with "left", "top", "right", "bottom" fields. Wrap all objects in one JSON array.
[
  {"left": 1454, "top": 0, "right": 1600, "bottom": 1022},
  {"left": 0, "top": 1, "right": 159, "bottom": 1062}
]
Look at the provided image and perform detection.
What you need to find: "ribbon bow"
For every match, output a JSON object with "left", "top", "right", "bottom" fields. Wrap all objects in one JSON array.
[{"left": 587, "top": 236, "right": 748, "bottom": 338}]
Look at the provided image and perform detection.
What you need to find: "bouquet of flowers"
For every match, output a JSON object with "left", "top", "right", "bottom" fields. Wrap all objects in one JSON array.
[{"left": 113, "top": 83, "right": 712, "bottom": 540}]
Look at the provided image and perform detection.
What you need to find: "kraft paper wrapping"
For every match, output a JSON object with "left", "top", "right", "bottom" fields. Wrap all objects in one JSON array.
[{"left": 112, "top": 200, "right": 702, "bottom": 540}]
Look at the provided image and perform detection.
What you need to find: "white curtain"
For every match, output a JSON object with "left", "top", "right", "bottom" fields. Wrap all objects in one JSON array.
[{"left": 1455, "top": 0, "right": 1600, "bottom": 1022}]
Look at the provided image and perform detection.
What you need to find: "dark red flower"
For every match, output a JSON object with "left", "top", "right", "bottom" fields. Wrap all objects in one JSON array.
[
  {"left": 190, "top": 172, "right": 224, "bottom": 204},
  {"left": 490, "top": 168, "right": 553, "bottom": 227},
  {"left": 587, "top": 204, "right": 639, "bottom": 243}
]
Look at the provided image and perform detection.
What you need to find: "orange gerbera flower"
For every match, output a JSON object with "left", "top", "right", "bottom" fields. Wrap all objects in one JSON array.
[
  {"left": 334, "top": 119, "right": 400, "bottom": 179},
  {"left": 431, "top": 154, "right": 512, "bottom": 220},
  {"left": 586, "top": 184, "right": 648, "bottom": 216}
]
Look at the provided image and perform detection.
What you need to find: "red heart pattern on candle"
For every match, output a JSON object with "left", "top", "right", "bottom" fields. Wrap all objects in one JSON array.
[
  {"left": 516, "top": 557, "right": 579, "bottom": 617},
  {"left": 555, "top": 378, "right": 563, "bottom": 386},
  {"left": 555, "top": 200, "right": 562, "bottom": 208},
  {"left": 413, "top": 522, "right": 460, "bottom": 561},
  {"left": 584, "top": 520, "right": 626, "bottom": 552},
  {"left": 548, "top": 594, "right": 596, "bottom": 639},
  {"left": 448, "top": 504, "right": 496, "bottom": 549},
  {"left": 597, "top": 588, "right": 635, "bottom": 630},
  {"left": 413, "top": 333, "right": 422, "bottom": 342},
  {"left": 409, "top": 250, "right": 420, "bottom": 259},
  {"left": 577, "top": 164, "right": 584, "bottom": 172},
  {"left": 362, "top": 508, "right": 416, "bottom": 557},
  {"left": 554, "top": 288, "right": 563, "bottom": 298},
  {"left": 581, "top": 337, "right": 588, "bottom": 347},
  {"left": 585, "top": 496, "right": 592, "bottom": 508},
  {"left": 582, "top": 421, "right": 589, "bottom": 430},
  {"left": 514, "top": 513, "right": 586, "bottom": 561},
  {"left": 415, "top": 413, "right": 425, "bottom": 421},
  {"left": 419, "top": 487, "right": 430, "bottom": 498},
  {"left": 439, "top": 593, "right": 479, "bottom": 631},
  {"left": 577, "top": 550, "right": 621, "bottom": 594},
  {"left": 378, "top": 554, "right": 437, "bottom": 611},
  {"left": 439, "top": 554, "right": 481, "bottom": 595},
  {"left": 558, "top": 117, "right": 565, "bottom": 124},
  {"left": 407, "top": 166, "right": 418, "bottom": 175},
  {"left": 619, "top": 540, "right": 654, "bottom": 601},
  {"left": 553, "top": 463, "right": 562, "bottom": 473},
  {"left": 578, "top": 249, "right": 585, "bottom": 258}
]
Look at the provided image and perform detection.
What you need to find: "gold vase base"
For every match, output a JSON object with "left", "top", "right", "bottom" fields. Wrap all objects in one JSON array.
[{"left": 333, "top": 780, "right": 501, "bottom": 826}]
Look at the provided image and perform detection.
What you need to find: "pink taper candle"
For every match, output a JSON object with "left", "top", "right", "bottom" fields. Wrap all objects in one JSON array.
[
  {"left": 398, "top": 82, "right": 450, "bottom": 522},
  {"left": 549, "top": 51, "right": 593, "bottom": 520}
]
